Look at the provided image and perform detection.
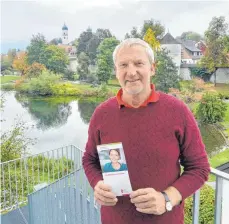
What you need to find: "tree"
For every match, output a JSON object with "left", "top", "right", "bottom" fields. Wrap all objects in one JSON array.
[
  {"left": 7, "top": 49, "right": 17, "bottom": 62},
  {"left": 223, "top": 35, "right": 229, "bottom": 53},
  {"left": 77, "top": 27, "right": 93, "bottom": 56},
  {"left": 141, "top": 19, "right": 165, "bottom": 39},
  {"left": 95, "top": 28, "right": 113, "bottom": 40},
  {"left": 125, "top": 27, "right": 141, "bottom": 39},
  {"left": 27, "top": 33, "right": 47, "bottom": 65},
  {"left": 1, "top": 55, "right": 12, "bottom": 72},
  {"left": 199, "top": 16, "right": 229, "bottom": 85},
  {"left": 25, "top": 63, "right": 46, "bottom": 79},
  {"left": 179, "top": 31, "right": 202, "bottom": 42},
  {"left": 77, "top": 52, "right": 90, "bottom": 80},
  {"left": 96, "top": 37, "right": 119, "bottom": 83},
  {"left": 153, "top": 49, "right": 180, "bottom": 93},
  {"left": 12, "top": 52, "right": 28, "bottom": 76},
  {"left": 39, "top": 45, "right": 69, "bottom": 74},
  {"left": 143, "top": 28, "right": 160, "bottom": 51},
  {"left": 77, "top": 28, "right": 113, "bottom": 65},
  {"left": 49, "top": 38, "right": 62, "bottom": 45}
]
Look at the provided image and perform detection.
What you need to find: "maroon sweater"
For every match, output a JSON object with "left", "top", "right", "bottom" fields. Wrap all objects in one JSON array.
[{"left": 82, "top": 92, "right": 210, "bottom": 224}]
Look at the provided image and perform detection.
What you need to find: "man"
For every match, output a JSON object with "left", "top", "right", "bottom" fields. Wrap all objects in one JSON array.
[{"left": 82, "top": 38, "right": 210, "bottom": 224}]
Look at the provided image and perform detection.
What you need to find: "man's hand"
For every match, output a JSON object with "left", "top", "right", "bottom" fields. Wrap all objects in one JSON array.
[
  {"left": 94, "top": 180, "right": 118, "bottom": 206},
  {"left": 130, "top": 188, "right": 166, "bottom": 215}
]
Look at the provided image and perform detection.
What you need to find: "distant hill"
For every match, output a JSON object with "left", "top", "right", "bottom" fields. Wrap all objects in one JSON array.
[{"left": 1, "top": 40, "right": 29, "bottom": 54}]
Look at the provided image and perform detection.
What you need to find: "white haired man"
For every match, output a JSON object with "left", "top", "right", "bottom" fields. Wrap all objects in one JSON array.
[{"left": 83, "top": 38, "right": 210, "bottom": 224}]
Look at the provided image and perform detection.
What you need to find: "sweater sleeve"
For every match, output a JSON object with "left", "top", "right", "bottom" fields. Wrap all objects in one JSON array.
[
  {"left": 171, "top": 103, "right": 210, "bottom": 200},
  {"left": 82, "top": 109, "right": 103, "bottom": 189}
]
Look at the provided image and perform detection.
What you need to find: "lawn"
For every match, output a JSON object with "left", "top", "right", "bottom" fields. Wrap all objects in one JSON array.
[{"left": 0, "top": 75, "right": 21, "bottom": 84}]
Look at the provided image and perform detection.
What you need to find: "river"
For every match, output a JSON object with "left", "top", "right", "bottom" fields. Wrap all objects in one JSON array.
[{"left": 1, "top": 91, "right": 227, "bottom": 156}]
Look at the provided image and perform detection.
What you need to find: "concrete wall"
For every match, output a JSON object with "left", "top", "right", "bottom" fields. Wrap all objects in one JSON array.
[{"left": 210, "top": 68, "right": 229, "bottom": 84}]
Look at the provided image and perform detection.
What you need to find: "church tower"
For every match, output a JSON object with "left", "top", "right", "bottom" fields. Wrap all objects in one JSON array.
[{"left": 62, "top": 23, "right": 68, "bottom": 45}]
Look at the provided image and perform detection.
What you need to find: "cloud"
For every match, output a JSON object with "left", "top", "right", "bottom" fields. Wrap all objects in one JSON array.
[{"left": 1, "top": 0, "right": 229, "bottom": 45}]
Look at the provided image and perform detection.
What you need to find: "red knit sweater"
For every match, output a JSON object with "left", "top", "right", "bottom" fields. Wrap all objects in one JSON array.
[{"left": 82, "top": 92, "right": 210, "bottom": 224}]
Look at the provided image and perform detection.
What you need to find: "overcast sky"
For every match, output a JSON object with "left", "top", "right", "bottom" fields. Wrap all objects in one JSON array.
[{"left": 1, "top": 0, "right": 229, "bottom": 52}]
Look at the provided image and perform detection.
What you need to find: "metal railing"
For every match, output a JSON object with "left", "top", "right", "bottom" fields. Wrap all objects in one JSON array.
[
  {"left": 28, "top": 169, "right": 101, "bottom": 224},
  {"left": 28, "top": 166, "right": 229, "bottom": 224},
  {"left": 0, "top": 145, "right": 83, "bottom": 213},
  {"left": 192, "top": 167, "right": 229, "bottom": 224}
]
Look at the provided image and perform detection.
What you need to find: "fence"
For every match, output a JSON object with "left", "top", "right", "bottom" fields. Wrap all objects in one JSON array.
[{"left": 0, "top": 145, "right": 83, "bottom": 213}]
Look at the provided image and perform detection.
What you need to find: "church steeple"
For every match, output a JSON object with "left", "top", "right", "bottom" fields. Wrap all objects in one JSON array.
[{"left": 62, "top": 23, "right": 68, "bottom": 45}]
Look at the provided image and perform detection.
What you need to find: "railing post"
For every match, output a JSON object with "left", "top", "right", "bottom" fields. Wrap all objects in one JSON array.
[
  {"left": 214, "top": 176, "right": 223, "bottom": 224},
  {"left": 192, "top": 189, "right": 200, "bottom": 224}
]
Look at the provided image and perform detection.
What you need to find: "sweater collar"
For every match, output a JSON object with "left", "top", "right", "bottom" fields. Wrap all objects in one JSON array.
[{"left": 116, "top": 84, "right": 159, "bottom": 109}]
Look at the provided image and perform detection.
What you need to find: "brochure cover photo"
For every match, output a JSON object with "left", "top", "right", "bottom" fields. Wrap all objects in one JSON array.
[{"left": 97, "top": 142, "right": 132, "bottom": 196}]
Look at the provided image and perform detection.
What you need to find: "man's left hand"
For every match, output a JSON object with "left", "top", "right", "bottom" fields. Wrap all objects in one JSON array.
[{"left": 130, "top": 188, "right": 166, "bottom": 215}]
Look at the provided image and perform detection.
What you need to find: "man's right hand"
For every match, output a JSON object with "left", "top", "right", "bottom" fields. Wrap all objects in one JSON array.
[{"left": 94, "top": 180, "right": 118, "bottom": 206}]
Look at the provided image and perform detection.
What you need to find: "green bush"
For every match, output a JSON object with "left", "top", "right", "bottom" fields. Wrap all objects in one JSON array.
[
  {"left": 2, "top": 70, "right": 13, "bottom": 76},
  {"left": 184, "top": 185, "right": 214, "bottom": 224},
  {"left": 196, "top": 92, "right": 227, "bottom": 124},
  {"left": 28, "top": 70, "right": 62, "bottom": 95},
  {"left": 218, "top": 92, "right": 229, "bottom": 100},
  {"left": 1, "top": 83, "right": 15, "bottom": 91},
  {"left": 51, "top": 83, "right": 80, "bottom": 96}
]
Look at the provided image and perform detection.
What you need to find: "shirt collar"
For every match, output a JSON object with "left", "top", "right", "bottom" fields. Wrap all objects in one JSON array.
[{"left": 116, "top": 84, "right": 159, "bottom": 109}]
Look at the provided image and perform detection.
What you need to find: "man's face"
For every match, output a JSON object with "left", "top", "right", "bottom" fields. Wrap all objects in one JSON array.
[{"left": 115, "top": 45, "right": 155, "bottom": 95}]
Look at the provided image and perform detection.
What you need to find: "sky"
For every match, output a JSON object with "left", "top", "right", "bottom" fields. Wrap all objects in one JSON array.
[{"left": 1, "top": 0, "right": 229, "bottom": 53}]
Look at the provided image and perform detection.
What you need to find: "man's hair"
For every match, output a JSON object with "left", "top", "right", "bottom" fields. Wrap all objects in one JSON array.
[{"left": 113, "top": 38, "right": 155, "bottom": 65}]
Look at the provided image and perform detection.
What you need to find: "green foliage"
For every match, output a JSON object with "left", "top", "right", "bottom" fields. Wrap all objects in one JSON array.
[
  {"left": 196, "top": 92, "right": 227, "bottom": 124},
  {"left": 63, "top": 70, "right": 75, "bottom": 81},
  {"left": 77, "top": 52, "right": 90, "bottom": 80},
  {"left": 1, "top": 83, "right": 15, "bottom": 91},
  {"left": 141, "top": 19, "right": 165, "bottom": 39},
  {"left": 190, "top": 67, "right": 212, "bottom": 81},
  {"left": 51, "top": 83, "right": 80, "bottom": 96},
  {"left": 77, "top": 28, "right": 113, "bottom": 65},
  {"left": 154, "top": 49, "right": 180, "bottom": 93},
  {"left": 0, "top": 119, "right": 34, "bottom": 162},
  {"left": 179, "top": 31, "right": 202, "bottom": 42},
  {"left": 2, "top": 70, "right": 14, "bottom": 76},
  {"left": 96, "top": 37, "right": 119, "bottom": 83},
  {"left": 49, "top": 38, "right": 62, "bottom": 45},
  {"left": 27, "top": 71, "right": 61, "bottom": 95},
  {"left": 184, "top": 185, "right": 214, "bottom": 224},
  {"left": 1, "top": 56, "right": 12, "bottom": 72},
  {"left": 27, "top": 33, "right": 47, "bottom": 65},
  {"left": 199, "top": 16, "right": 229, "bottom": 73},
  {"left": 40, "top": 45, "right": 69, "bottom": 74}
]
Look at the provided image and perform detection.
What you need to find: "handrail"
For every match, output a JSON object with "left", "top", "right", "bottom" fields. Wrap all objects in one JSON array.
[{"left": 0, "top": 145, "right": 83, "bottom": 213}]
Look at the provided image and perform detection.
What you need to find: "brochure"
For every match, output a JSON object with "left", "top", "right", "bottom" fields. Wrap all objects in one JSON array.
[{"left": 97, "top": 142, "right": 132, "bottom": 196}]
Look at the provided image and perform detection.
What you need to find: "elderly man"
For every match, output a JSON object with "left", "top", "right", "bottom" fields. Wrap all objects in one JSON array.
[{"left": 82, "top": 38, "right": 210, "bottom": 224}]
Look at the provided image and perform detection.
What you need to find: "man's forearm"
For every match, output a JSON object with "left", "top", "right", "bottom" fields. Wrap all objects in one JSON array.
[{"left": 164, "top": 186, "right": 182, "bottom": 207}]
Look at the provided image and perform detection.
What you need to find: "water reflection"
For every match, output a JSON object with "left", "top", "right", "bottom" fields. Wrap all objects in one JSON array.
[
  {"left": 77, "top": 99, "right": 100, "bottom": 124},
  {"left": 15, "top": 94, "right": 72, "bottom": 130},
  {"left": 199, "top": 123, "right": 227, "bottom": 157}
]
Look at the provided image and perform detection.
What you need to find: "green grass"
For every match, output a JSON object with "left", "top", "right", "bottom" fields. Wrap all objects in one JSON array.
[
  {"left": 0, "top": 75, "right": 21, "bottom": 84},
  {"left": 213, "top": 83, "right": 229, "bottom": 95},
  {"left": 108, "top": 78, "right": 120, "bottom": 87},
  {"left": 208, "top": 148, "right": 229, "bottom": 181}
]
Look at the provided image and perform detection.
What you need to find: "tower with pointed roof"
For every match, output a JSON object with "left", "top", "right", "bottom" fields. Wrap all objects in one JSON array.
[{"left": 62, "top": 23, "right": 68, "bottom": 45}]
